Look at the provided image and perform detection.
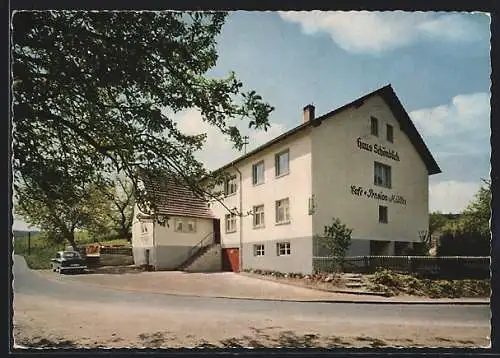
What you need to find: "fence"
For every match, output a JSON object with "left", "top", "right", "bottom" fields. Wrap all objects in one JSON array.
[
  {"left": 76, "top": 245, "right": 133, "bottom": 267},
  {"left": 312, "top": 256, "right": 490, "bottom": 279}
]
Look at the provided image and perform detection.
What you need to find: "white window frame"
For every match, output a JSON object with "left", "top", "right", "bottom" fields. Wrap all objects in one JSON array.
[
  {"left": 174, "top": 218, "right": 197, "bottom": 233},
  {"left": 275, "top": 149, "right": 290, "bottom": 177},
  {"left": 276, "top": 241, "right": 291, "bottom": 256},
  {"left": 386, "top": 123, "right": 394, "bottom": 143},
  {"left": 374, "top": 162, "right": 392, "bottom": 188},
  {"left": 252, "top": 161, "right": 265, "bottom": 185},
  {"left": 186, "top": 220, "right": 196, "bottom": 233},
  {"left": 174, "top": 219, "right": 183, "bottom": 233},
  {"left": 379, "top": 205, "right": 388, "bottom": 224},
  {"left": 224, "top": 175, "right": 238, "bottom": 196},
  {"left": 253, "top": 205, "right": 265, "bottom": 228},
  {"left": 225, "top": 213, "right": 237, "bottom": 233},
  {"left": 275, "top": 198, "right": 290, "bottom": 224},
  {"left": 253, "top": 244, "right": 265, "bottom": 256}
]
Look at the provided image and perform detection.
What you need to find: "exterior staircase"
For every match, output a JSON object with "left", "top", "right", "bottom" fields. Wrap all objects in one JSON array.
[
  {"left": 183, "top": 244, "right": 221, "bottom": 272},
  {"left": 176, "top": 232, "right": 222, "bottom": 272}
]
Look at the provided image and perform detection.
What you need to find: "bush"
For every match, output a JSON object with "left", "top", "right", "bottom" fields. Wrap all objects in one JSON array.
[
  {"left": 369, "top": 268, "right": 490, "bottom": 298},
  {"left": 437, "top": 229, "right": 490, "bottom": 256}
]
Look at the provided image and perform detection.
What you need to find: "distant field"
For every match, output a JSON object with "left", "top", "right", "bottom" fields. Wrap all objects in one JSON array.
[{"left": 13, "top": 231, "right": 130, "bottom": 269}]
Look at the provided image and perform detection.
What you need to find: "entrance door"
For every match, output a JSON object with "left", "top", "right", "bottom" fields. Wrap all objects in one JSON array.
[
  {"left": 222, "top": 248, "right": 239, "bottom": 272},
  {"left": 213, "top": 219, "right": 221, "bottom": 244}
]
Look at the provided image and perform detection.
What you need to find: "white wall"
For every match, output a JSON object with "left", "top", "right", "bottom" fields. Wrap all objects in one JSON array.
[
  {"left": 311, "top": 95, "right": 430, "bottom": 246},
  {"left": 210, "top": 130, "right": 314, "bottom": 248},
  {"left": 153, "top": 215, "right": 214, "bottom": 247},
  {"left": 131, "top": 205, "right": 155, "bottom": 266}
]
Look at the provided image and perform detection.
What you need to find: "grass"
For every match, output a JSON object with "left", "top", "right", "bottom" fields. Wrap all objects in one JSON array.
[{"left": 13, "top": 232, "right": 130, "bottom": 270}]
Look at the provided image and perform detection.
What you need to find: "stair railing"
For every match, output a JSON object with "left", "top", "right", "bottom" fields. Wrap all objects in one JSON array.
[{"left": 177, "top": 232, "right": 215, "bottom": 270}]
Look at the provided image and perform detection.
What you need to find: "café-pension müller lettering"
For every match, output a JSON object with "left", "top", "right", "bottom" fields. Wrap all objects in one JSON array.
[
  {"left": 351, "top": 185, "right": 407, "bottom": 205},
  {"left": 356, "top": 137, "right": 400, "bottom": 161}
]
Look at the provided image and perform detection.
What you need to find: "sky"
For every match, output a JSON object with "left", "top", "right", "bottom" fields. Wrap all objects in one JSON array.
[{"left": 13, "top": 11, "right": 491, "bottom": 231}]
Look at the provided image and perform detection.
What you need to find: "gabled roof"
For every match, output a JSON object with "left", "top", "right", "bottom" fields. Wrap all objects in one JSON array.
[
  {"left": 139, "top": 170, "right": 215, "bottom": 219},
  {"left": 213, "top": 84, "right": 441, "bottom": 175}
]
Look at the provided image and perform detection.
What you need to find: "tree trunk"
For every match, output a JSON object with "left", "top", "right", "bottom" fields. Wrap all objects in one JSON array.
[{"left": 65, "top": 230, "right": 78, "bottom": 252}]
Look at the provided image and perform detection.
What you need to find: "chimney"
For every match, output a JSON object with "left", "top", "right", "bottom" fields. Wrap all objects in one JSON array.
[{"left": 303, "top": 104, "right": 315, "bottom": 123}]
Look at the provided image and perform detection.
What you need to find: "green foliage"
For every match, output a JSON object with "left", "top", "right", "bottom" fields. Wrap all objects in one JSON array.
[
  {"left": 436, "top": 180, "right": 491, "bottom": 256},
  {"left": 461, "top": 179, "right": 491, "bottom": 238},
  {"left": 14, "top": 176, "right": 102, "bottom": 249},
  {"left": 369, "top": 269, "right": 490, "bottom": 298},
  {"left": 317, "top": 218, "right": 353, "bottom": 271},
  {"left": 85, "top": 174, "right": 135, "bottom": 242},
  {"left": 12, "top": 11, "right": 274, "bottom": 218},
  {"left": 14, "top": 232, "right": 130, "bottom": 269}
]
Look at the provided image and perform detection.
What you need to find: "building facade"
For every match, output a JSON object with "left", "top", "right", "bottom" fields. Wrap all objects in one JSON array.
[{"left": 209, "top": 84, "right": 441, "bottom": 274}]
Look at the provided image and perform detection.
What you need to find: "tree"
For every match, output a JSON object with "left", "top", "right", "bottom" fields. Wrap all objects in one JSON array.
[
  {"left": 461, "top": 179, "right": 491, "bottom": 238},
  {"left": 12, "top": 11, "right": 274, "bottom": 218},
  {"left": 14, "top": 173, "right": 100, "bottom": 250},
  {"left": 436, "top": 179, "right": 491, "bottom": 257},
  {"left": 318, "top": 218, "right": 353, "bottom": 272},
  {"left": 87, "top": 175, "right": 135, "bottom": 241}
]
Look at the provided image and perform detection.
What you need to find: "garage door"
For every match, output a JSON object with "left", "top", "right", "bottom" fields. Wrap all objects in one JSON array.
[{"left": 222, "top": 248, "right": 239, "bottom": 272}]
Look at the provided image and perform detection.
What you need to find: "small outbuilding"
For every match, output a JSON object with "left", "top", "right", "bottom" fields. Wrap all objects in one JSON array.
[{"left": 131, "top": 171, "right": 222, "bottom": 272}]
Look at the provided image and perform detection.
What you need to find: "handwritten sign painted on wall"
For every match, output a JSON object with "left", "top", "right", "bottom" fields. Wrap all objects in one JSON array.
[
  {"left": 356, "top": 137, "right": 400, "bottom": 162},
  {"left": 350, "top": 185, "right": 407, "bottom": 205}
]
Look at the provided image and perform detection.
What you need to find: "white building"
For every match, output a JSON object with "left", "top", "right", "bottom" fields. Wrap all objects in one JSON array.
[{"left": 208, "top": 84, "right": 441, "bottom": 274}]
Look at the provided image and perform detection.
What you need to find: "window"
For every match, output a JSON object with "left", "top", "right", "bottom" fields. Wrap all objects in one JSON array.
[
  {"left": 187, "top": 220, "right": 196, "bottom": 233},
  {"left": 379, "top": 205, "right": 388, "bottom": 223},
  {"left": 275, "top": 198, "right": 290, "bottom": 224},
  {"left": 275, "top": 149, "right": 289, "bottom": 177},
  {"left": 174, "top": 218, "right": 197, "bottom": 233},
  {"left": 374, "top": 162, "right": 391, "bottom": 188},
  {"left": 277, "top": 242, "right": 291, "bottom": 256},
  {"left": 371, "top": 116, "right": 379, "bottom": 136},
  {"left": 254, "top": 244, "right": 265, "bottom": 256},
  {"left": 252, "top": 161, "right": 265, "bottom": 185},
  {"left": 253, "top": 205, "right": 265, "bottom": 228},
  {"left": 225, "top": 213, "right": 237, "bottom": 233},
  {"left": 224, "top": 176, "right": 237, "bottom": 195},
  {"left": 141, "top": 223, "right": 148, "bottom": 233},
  {"left": 174, "top": 219, "right": 183, "bottom": 233},
  {"left": 386, "top": 124, "right": 394, "bottom": 143}
]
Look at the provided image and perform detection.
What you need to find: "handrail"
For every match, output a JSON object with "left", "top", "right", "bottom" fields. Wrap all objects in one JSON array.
[{"left": 177, "top": 232, "right": 215, "bottom": 270}]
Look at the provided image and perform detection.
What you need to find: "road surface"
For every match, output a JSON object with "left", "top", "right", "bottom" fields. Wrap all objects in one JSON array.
[{"left": 12, "top": 255, "right": 491, "bottom": 348}]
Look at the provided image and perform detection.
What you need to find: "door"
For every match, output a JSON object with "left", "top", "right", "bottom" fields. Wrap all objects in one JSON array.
[
  {"left": 213, "top": 219, "right": 221, "bottom": 244},
  {"left": 222, "top": 248, "right": 239, "bottom": 272}
]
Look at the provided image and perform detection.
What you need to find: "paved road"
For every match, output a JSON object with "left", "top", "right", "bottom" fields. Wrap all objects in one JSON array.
[{"left": 13, "top": 255, "right": 489, "bottom": 327}]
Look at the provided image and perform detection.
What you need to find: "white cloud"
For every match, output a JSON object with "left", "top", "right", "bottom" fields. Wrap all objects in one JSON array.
[
  {"left": 409, "top": 92, "right": 490, "bottom": 139},
  {"left": 176, "top": 109, "right": 287, "bottom": 171},
  {"left": 278, "top": 11, "right": 487, "bottom": 54},
  {"left": 429, "top": 180, "right": 481, "bottom": 213}
]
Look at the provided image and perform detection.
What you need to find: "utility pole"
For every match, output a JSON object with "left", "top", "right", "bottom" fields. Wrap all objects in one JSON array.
[
  {"left": 242, "top": 136, "right": 249, "bottom": 154},
  {"left": 28, "top": 231, "right": 31, "bottom": 255}
]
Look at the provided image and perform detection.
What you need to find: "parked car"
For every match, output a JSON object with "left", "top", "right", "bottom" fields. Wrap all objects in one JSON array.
[{"left": 51, "top": 250, "right": 87, "bottom": 274}]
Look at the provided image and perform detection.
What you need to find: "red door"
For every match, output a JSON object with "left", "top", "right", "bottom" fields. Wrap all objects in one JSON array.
[{"left": 222, "top": 248, "right": 239, "bottom": 272}]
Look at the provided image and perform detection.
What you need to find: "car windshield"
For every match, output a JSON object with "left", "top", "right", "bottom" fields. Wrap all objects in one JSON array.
[{"left": 62, "top": 252, "right": 80, "bottom": 259}]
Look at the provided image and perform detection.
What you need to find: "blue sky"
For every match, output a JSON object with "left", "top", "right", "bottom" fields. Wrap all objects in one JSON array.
[
  {"left": 13, "top": 11, "right": 491, "bottom": 231},
  {"left": 177, "top": 11, "right": 491, "bottom": 213}
]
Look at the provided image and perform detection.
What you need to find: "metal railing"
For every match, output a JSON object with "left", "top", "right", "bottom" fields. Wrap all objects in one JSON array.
[
  {"left": 312, "top": 256, "right": 490, "bottom": 279},
  {"left": 176, "top": 232, "right": 215, "bottom": 270}
]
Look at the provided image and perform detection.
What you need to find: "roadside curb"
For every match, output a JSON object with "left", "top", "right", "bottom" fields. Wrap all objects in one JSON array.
[
  {"left": 238, "top": 272, "right": 391, "bottom": 297},
  {"left": 32, "top": 269, "right": 489, "bottom": 306},
  {"left": 237, "top": 272, "right": 490, "bottom": 305}
]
